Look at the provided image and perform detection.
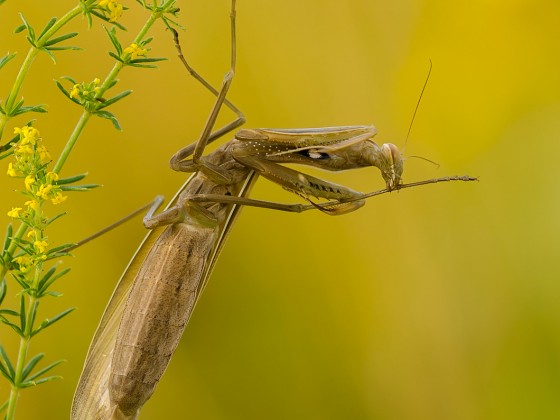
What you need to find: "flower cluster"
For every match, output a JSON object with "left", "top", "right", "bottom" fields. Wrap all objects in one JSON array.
[
  {"left": 98, "top": 0, "right": 124, "bottom": 23},
  {"left": 123, "top": 43, "right": 148, "bottom": 60},
  {"left": 69, "top": 77, "right": 102, "bottom": 110},
  {"left": 7, "top": 125, "right": 67, "bottom": 221},
  {"left": 11, "top": 231, "right": 50, "bottom": 274},
  {"left": 5, "top": 125, "right": 67, "bottom": 274}
]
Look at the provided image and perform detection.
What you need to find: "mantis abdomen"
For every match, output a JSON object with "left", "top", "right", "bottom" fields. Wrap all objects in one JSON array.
[{"left": 109, "top": 222, "right": 218, "bottom": 418}]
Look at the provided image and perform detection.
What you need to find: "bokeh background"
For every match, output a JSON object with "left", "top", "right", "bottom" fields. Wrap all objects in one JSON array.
[{"left": 1, "top": 1, "right": 559, "bottom": 419}]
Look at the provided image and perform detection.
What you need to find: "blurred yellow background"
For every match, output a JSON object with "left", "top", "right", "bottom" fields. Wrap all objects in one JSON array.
[{"left": 1, "top": 0, "right": 559, "bottom": 419}]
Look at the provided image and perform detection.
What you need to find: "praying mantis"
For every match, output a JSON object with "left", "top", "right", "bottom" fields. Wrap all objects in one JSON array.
[{"left": 71, "top": 1, "right": 476, "bottom": 419}]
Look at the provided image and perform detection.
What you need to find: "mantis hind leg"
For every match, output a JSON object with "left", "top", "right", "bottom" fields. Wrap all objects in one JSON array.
[{"left": 169, "top": 0, "right": 245, "bottom": 178}]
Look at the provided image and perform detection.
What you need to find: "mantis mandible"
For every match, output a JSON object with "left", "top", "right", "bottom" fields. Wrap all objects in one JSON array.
[{"left": 71, "top": 1, "right": 476, "bottom": 418}]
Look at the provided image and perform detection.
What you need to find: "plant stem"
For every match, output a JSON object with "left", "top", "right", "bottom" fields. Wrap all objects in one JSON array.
[
  {"left": 53, "top": 7, "right": 165, "bottom": 173},
  {"left": 0, "top": 5, "right": 83, "bottom": 134},
  {"left": 6, "top": 293, "right": 37, "bottom": 420},
  {"left": 52, "top": 111, "right": 92, "bottom": 174}
]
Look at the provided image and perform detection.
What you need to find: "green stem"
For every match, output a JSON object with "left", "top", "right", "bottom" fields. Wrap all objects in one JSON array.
[
  {"left": 52, "top": 111, "right": 92, "bottom": 174},
  {"left": 6, "top": 294, "right": 37, "bottom": 420},
  {"left": 0, "top": 5, "right": 83, "bottom": 134},
  {"left": 0, "top": 222, "right": 29, "bottom": 282},
  {"left": 133, "top": 8, "right": 159, "bottom": 44},
  {"left": 2, "top": 48, "right": 38, "bottom": 116},
  {"left": 53, "top": 6, "right": 164, "bottom": 173}
]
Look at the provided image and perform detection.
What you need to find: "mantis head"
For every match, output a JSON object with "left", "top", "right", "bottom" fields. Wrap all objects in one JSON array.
[{"left": 361, "top": 141, "right": 403, "bottom": 191}]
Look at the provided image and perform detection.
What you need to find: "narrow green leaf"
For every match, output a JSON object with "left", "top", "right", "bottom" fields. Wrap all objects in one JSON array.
[
  {"left": 0, "top": 399, "right": 8, "bottom": 414},
  {"left": 29, "top": 299, "right": 39, "bottom": 331},
  {"left": 45, "top": 212, "right": 67, "bottom": 226},
  {"left": 26, "top": 35, "right": 37, "bottom": 48},
  {"left": 21, "top": 353, "right": 44, "bottom": 380},
  {"left": 45, "top": 244, "right": 72, "bottom": 255},
  {"left": 43, "top": 32, "right": 78, "bottom": 47},
  {"left": 18, "top": 13, "right": 35, "bottom": 41},
  {"left": 0, "top": 133, "right": 18, "bottom": 153},
  {"left": 19, "top": 294, "right": 26, "bottom": 332},
  {"left": 131, "top": 57, "right": 167, "bottom": 64},
  {"left": 0, "top": 309, "right": 18, "bottom": 316},
  {"left": 59, "top": 183, "right": 100, "bottom": 191},
  {"left": 0, "top": 150, "right": 14, "bottom": 160},
  {"left": 11, "top": 97, "right": 24, "bottom": 113},
  {"left": 0, "top": 319, "right": 23, "bottom": 336},
  {"left": 31, "top": 307, "right": 75, "bottom": 337},
  {"left": 14, "top": 238, "right": 32, "bottom": 249},
  {"left": 60, "top": 75, "right": 77, "bottom": 84},
  {"left": 55, "top": 80, "right": 80, "bottom": 105},
  {"left": 108, "top": 51, "right": 123, "bottom": 63},
  {"left": 46, "top": 45, "right": 82, "bottom": 52},
  {"left": 0, "top": 362, "right": 14, "bottom": 384},
  {"left": 21, "top": 374, "right": 63, "bottom": 387},
  {"left": 12, "top": 104, "right": 48, "bottom": 116},
  {"left": 0, "top": 139, "right": 15, "bottom": 156},
  {"left": 36, "top": 267, "right": 56, "bottom": 290},
  {"left": 44, "top": 253, "right": 70, "bottom": 261},
  {"left": 2, "top": 223, "right": 12, "bottom": 252},
  {"left": 98, "top": 90, "right": 132, "bottom": 109},
  {"left": 56, "top": 173, "right": 87, "bottom": 185},
  {"left": 11, "top": 276, "right": 29, "bottom": 293},
  {"left": 45, "top": 291, "right": 63, "bottom": 298},
  {"left": 37, "top": 17, "right": 57, "bottom": 40},
  {"left": 0, "top": 279, "right": 6, "bottom": 305},
  {"left": 54, "top": 81, "right": 70, "bottom": 97},
  {"left": 28, "top": 359, "right": 66, "bottom": 381},
  {"left": 13, "top": 24, "right": 26, "bottom": 34},
  {"left": 0, "top": 52, "right": 17, "bottom": 70},
  {"left": 38, "top": 267, "right": 70, "bottom": 295},
  {"left": 42, "top": 47, "right": 57, "bottom": 64},
  {"left": 103, "top": 25, "right": 122, "bottom": 55},
  {"left": 0, "top": 345, "right": 15, "bottom": 379},
  {"left": 162, "top": 16, "right": 184, "bottom": 31},
  {"left": 95, "top": 110, "right": 122, "bottom": 130},
  {"left": 129, "top": 63, "right": 158, "bottom": 69}
]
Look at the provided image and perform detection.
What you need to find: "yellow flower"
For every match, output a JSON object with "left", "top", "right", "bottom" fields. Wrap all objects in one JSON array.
[
  {"left": 70, "top": 83, "right": 80, "bottom": 99},
  {"left": 36, "top": 183, "right": 53, "bottom": 199},
  {"left": 25, "top": 175, "right": 36, "bottom": 191},
  {"left": 7, "top": 162, "right": 17, "bottom": 177},
  {"left": 14, "top": 125, "right": 40, "bottom": 145},
  {"left": 51, "top": 192, "right": 67, "bottom": 205},
  {"left": 124, "top": 43, "right": 148, "bottom": 60},
  {"left": 25, "top": 199, "right": 39, "bottom": 211},
  {"left": 99, "top": 0, "right": 123, "bottom": 22},
  {"left": 16, "top": 144, "right": 34, "bottom": 155},
  {"left": 7, "top": 207, "right": 22, "bottom": 218},
  {"left": 46, "top": 172, "right": 59, "bottom": 182},
  {"left": 37, "top": 145, "right": 51, "bottom": 161},
  {"left": 27, "top": 230, "right": 36, "bottom": 239},
  {"left": 13, "top": 255, "right": 32, "bottom": 273},
  {"left": 34, "top": 240, "right": 49, "bottom": 254}
]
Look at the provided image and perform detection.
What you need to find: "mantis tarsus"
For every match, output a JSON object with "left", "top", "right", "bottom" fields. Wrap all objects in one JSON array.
[{"left": 71, "top": 1, "right": 476, "bottom": 419}]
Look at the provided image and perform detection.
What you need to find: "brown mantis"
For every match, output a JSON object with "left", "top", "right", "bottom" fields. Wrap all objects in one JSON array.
[{"left": 71, "top": 1, "right": 476, "bottom": 418}]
